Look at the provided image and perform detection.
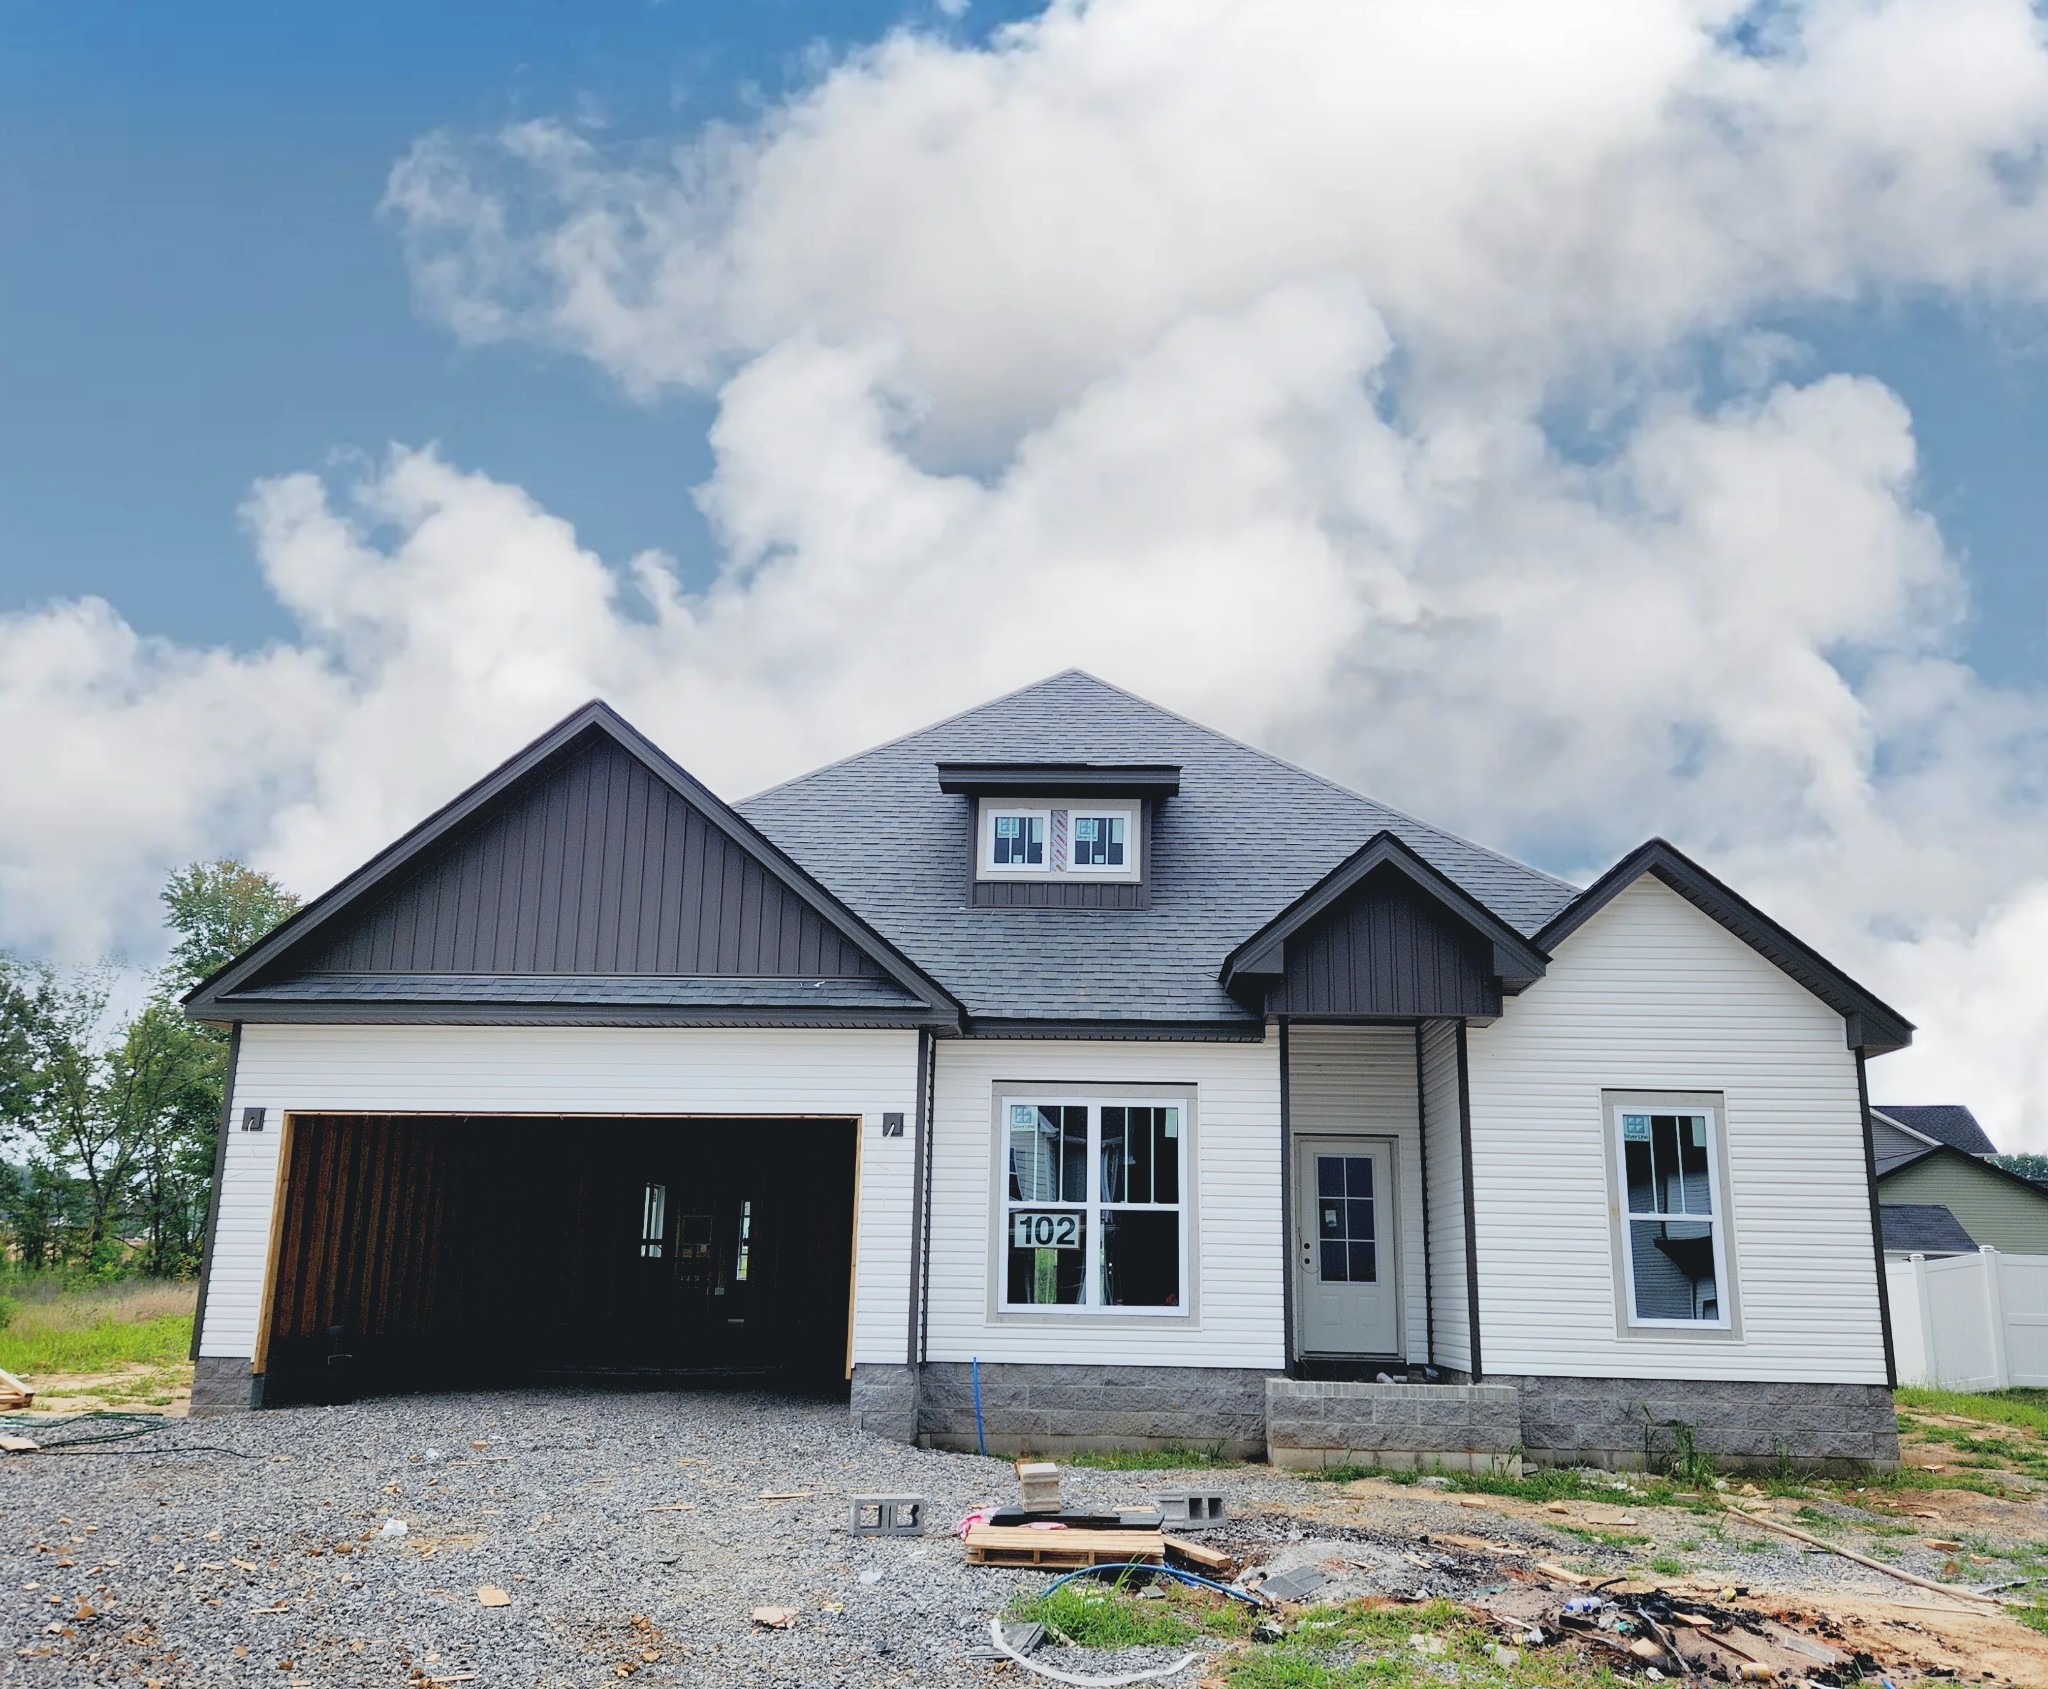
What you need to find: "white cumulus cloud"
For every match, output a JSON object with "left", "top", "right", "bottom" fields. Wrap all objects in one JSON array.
[{"left": 5, "top": 0, "right": 2048, "bottom": 1147}]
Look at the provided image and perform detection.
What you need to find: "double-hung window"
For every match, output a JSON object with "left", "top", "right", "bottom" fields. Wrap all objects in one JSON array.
[
  {"left": 1611, "top": 1101, "right": 1730, "bottom": 1327},
  {"left": 1001, "top": 1096, "right": 1187, "bottom": 1313}
]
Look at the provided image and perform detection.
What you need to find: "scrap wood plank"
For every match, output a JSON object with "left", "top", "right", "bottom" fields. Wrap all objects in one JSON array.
[
  {"left": 964, "top": 1526, "right": 1165, "bottom": 1568},
  {"left": 0, "top": 1367, "right": 33, "bottom": 1410},
  {"left": 1163, "top": 1535, "right": 1235, "bottom": 1575}
]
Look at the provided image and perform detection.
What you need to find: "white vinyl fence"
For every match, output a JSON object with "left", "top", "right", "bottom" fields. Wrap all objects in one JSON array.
[{"left": 1887, "top": 1247, "right": 2048, "bottom": 1391}]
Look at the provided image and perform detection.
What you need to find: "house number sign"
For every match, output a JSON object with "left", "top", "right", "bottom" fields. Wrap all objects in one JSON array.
[{"left": 1011, "top": 1211, "right": 1082, "bottom": 1250}]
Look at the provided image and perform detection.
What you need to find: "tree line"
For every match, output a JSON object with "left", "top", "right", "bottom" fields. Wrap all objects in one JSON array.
[{"left": 0, "top": 863, "right": 297, "bottom": 1278}]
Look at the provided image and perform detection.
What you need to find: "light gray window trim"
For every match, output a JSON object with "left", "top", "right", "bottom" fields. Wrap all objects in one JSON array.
[
  {"left": 984, "top": 1079, "right": 1199, "bottom": 1328},
  {"left": 1599, "top": 1088, "right": 1744, "bottom": 1342}
]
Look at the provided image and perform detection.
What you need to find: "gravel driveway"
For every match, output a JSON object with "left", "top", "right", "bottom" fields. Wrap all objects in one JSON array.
[
  {"left": 7, "top": 1387, "right": 2038, "bottom": 1687},
  {"left": 3, "top": 1388, "right": 1058, "bottom": 1688}
]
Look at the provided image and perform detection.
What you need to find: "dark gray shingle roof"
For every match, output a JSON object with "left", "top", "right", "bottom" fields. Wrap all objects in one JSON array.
[
  {"left": 1879, "top": 1203, "right": 1978, "bottom": 1255},
  {"left": 737, "top": 671, "right": 1579, "bottom": 1025},
  {"left": 1874, "top": 1104, "right": 1997, "bottom": 1155},
  {"left": 1871, "top": 1117, "right": 1936, "bottom": 1177}
]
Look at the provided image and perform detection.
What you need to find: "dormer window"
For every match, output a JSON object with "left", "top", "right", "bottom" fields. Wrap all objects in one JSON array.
[
  {"left": 987, "top": 809, "right": 1048, "bottom": 870},
  {"left": 978, "top": 799, "right": 1140, "bottom": 882}
]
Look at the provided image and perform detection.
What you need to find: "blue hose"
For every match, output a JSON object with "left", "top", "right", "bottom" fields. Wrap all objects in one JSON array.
[
  {"left": 972, "top": 1355, "right": 986, "bottom": 1455},
  {"left": 1040, "top": 1561, "right": 1269, "bottom": 1607}
]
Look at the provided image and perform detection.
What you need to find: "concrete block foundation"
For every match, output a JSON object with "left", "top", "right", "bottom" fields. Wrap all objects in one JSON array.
[
  {"left": 189, "top": 1357, "right": 260, "bottom": 1417},
  {"left": 1265, "top": 1378, "right": 1523, "bottom": 1473}
]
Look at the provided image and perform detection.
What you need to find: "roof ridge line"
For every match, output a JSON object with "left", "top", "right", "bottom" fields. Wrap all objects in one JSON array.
[
  {"left": 1067, "top": 672, "right": 1582, "bottom": 897},
  {"left": 736, "top": 668, "right": 1097, "bottom": 806}
]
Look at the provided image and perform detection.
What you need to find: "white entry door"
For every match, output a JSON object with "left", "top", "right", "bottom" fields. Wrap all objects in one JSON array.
[{"left": 1294, "top": 1137, "right": 1399, "bottom": 1357}]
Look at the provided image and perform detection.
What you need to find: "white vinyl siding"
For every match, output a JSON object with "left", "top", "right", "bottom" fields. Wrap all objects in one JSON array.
[
  {"left": 1418, "top": 1019, "right": 1471, "bottom": 1373},
  {"left": 200, "top": 1024, "right": 921, "bottom": 1366},
  {"left": 1284, "top": 1025, "right": 1428, "bottom": 1364},
  {"left": 1465, "top": 877, "right": 1886, "bottom": 1383},
  {"left": 926, "top": 1037, "right": 1283, "bottom": 1367}
]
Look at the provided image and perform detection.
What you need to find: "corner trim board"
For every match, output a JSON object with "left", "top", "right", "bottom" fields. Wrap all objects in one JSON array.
[
  {"left": 188, "top": 1021, "right": 241, "bottom": 1363},
  {"left": 1454, "top": 1022, "right": 1483, "bottom": 1381}
]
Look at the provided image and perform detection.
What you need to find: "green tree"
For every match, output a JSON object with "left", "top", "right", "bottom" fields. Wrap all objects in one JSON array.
[
  {"left": 1992, "top": 1153, "right": 2048, "bottom": 1183},
  {"left": 160, "top": 860, "right": 299, "bottom": 993}
]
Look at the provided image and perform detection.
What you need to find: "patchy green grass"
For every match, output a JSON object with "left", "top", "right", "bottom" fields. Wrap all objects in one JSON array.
[
  {"left": 1059, "top": 1443, "right": 1236, "bottom": 1471},
  {"left": 1007, "top": 1578, "right": 1204, "bottom": 1649},
  {"left": 1221, "top": 1598, "right": 1632, "bottom": 1688},
  {"left": 0, "top": 1277, "right": 194, "bottom": 1375},
  {"left": 1897, "top": 1386, "right": 2048, "bottom": 1436},
  {"left": 1647, "top": 1553, "right": 1687, "bottom": 1577},
  {"left": 1553, "top": 1525, "right": 1650, "bottom": 1550},
  {"left": 1300, "top": 1462, "right": 1710, "bottom": 1510}
]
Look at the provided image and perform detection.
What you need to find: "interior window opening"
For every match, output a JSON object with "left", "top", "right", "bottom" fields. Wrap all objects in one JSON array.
[
  {"left": 1002, "top": 1098, "right": 1185, "bottom": 1314},
  {"left": 639, "top": 1183, "right": 667, "bottom": 1259},
  {"left": 1615, "top": 1107, "right": 1727, "bottom": 1327}
]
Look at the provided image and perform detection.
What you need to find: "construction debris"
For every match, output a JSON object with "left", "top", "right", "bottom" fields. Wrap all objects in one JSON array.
[
  {"left": 1255, "top": 1565, "right": 1328, "bottom": 1603},
  {"left": 0, "top": 1368, "right": 34, "bottom": 1410},
  {"left": 476, "top": 1586, "right": 511, "bottom": 1608},
  {"left": 1156, "top": 1492, "right": 1227, "bottom": 1530},
  {"left": 749, "top": 1606, "right": 798, "bottom": 1629},
  {"left": 1724, "top": 1506, "right": 2001, "bottom": 1606},
  {"left": 963, "top": 1525, "right": 1167, "bottom": 1569},
  {"left": 850, "top": 1495, "right": 926, "bottom": 1537},
  {"left": 1016, "top": 1460, "right": 1062, "bottom": 1513}
]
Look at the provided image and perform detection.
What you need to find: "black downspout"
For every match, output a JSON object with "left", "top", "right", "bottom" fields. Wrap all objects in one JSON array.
[
  {"left": 188, "top": 1022, "right": 242, "bottom": 1363},
  {"left": 1277, "top": 1018, "right": 1294, "bottom": 1376},
  {"left": 1857, "top": 1049, "right": 1899, "bottom": 1389},
  {"left": 906, "top": 1028, "right": 932, "bottom": 1367},
  {"left": 1415, "top": 1022, "right": 1435, "bottom": 1368},
  {"left": 1455, "top": 1021, "right": 1484, "bottom": 1381}
]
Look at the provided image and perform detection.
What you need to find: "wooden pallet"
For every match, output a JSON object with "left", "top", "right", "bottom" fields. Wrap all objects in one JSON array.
[
  {"left": 0, "top": 1368, "right": 32, "bottom": 1411},
  {"left": 963, "top": 1525, "right": 1166, "bottom": 1569}
]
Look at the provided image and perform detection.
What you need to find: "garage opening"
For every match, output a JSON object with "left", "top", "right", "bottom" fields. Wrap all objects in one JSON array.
[{"left": 256, "top": 1114, "right": 858, "bottom": 1405}]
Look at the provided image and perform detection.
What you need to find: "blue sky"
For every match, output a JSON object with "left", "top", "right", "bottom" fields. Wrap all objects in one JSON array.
[
  {"left": 1, "top": 0, "right": 2043, "bottom": 680},
  {"left": 0, "top": 0, "right": 1032, "bottom": 648}
]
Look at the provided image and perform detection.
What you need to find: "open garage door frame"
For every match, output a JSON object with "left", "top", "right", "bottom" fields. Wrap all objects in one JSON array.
[{"left": 253, "top": 1111, "right": 861, "bottom": 1406}]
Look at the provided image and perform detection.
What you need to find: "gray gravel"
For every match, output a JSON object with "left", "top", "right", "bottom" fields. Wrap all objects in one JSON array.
[
  {"left": 5, "top": 1391, "right": 2024, "bottom": 1686},
  {"left": 3, "top": 1389, "right": 1056, "bottom": 1688}
]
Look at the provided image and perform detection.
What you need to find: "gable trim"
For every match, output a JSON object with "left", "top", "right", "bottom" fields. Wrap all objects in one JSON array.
[
  {"left": 1533, "top": 839, "right": 1914, "bottom": 1056},
  {"left": 183, "top": 701, "right": 964, "bottom": 1030},
  {"left": 1220, "top": 830, "right": 1551, "bottom": 998}
]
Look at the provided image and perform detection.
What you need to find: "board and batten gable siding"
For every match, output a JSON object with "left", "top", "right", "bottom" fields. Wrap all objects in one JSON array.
[
  {"left": 199, "top": 1024, "right": 920, "bottom": 1367},
  {"left": 1464, "top": 876, "right": 1887, "bottom": 1383},
  {"left": 283, "top": 733, "right": 881, "bottom": 981},
  {"left": 1881, "top": 1156, "right": 2048, "bottom": 1255},
  {"left": 1418, "top": 1019, "right": 1471, "bottom": 1374},
  {"left": 1285, "top": 1025, "right": 1429, "bottom": 1363},
  {"left": 925, "top": 1036, "right": 1283, "bottom": 1368}
]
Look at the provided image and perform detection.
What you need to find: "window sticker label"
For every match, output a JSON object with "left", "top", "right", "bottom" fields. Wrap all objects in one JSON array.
[
  {"left": 1012, "top": 1211, "right": 1082, "bottom": 1250},
  {"left": 1162, "top": 1107, "right": 1179, "bottom": 1139},
  {"left": 1074, "top": 817, "right": 1098, "bottom": 841},
  {"left": 997, "top": 816, "right": 1020, "bottom": 838},
  {"left": 1623, "top": 1113, "right": 1651, "bottom": 1141},
  {"left": 1690, "top": 1117, "right": 1707, "bottom": 1148},
  {"left": 1011, "top": 1104, "right": 1037, "bottom": 1130}
]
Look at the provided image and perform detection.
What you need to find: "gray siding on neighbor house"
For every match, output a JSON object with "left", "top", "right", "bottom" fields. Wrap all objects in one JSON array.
[
  {"left": 270, "top": 734, "right": 883, "bottom": 984},
  {"left": 1263, "top": 882, "right": 1502, "bottom": 1019}
]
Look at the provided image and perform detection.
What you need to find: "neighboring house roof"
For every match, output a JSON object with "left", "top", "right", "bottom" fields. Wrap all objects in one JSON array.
[
  {"left": 1879, "top": 1203, "right": 1978, "bottom": 1255},
  {"left": 1876, "top": 1139, "right": 2048, "bottom": 1204},
  {"left": 1871, "top": 1104, "right": 1998, "bottom": 1156},
  {"left": 1871, "top": 1117, "right": 1937, "bottom": 1178},
  {"left": 1532, "top": 839, "right": 1913, "bottom": 1055},
  {"left": 736, "top": 670, "right": 1581, "bottom": 1029},
  {"left": 183, "top": 702, "right": 963, "bottom": 1030}
]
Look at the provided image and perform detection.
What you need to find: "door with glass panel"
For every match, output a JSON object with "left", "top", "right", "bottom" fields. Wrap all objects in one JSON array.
[{"left": 1293, "top": 1137, "right": 1398, "bottom": 1356}]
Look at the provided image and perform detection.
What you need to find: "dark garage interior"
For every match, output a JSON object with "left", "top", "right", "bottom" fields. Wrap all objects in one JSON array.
[{"left": 256, "top": 1113, "right": 858, "bottom": 1405}]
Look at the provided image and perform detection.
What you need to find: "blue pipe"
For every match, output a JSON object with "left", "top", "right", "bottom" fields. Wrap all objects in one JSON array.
[
  {"left": 1040, "top": 1562, "right": 1268, "bottom": 1608},
  {"left": 972, "top": 1355, "right": 987, "bottom": 1454}
]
